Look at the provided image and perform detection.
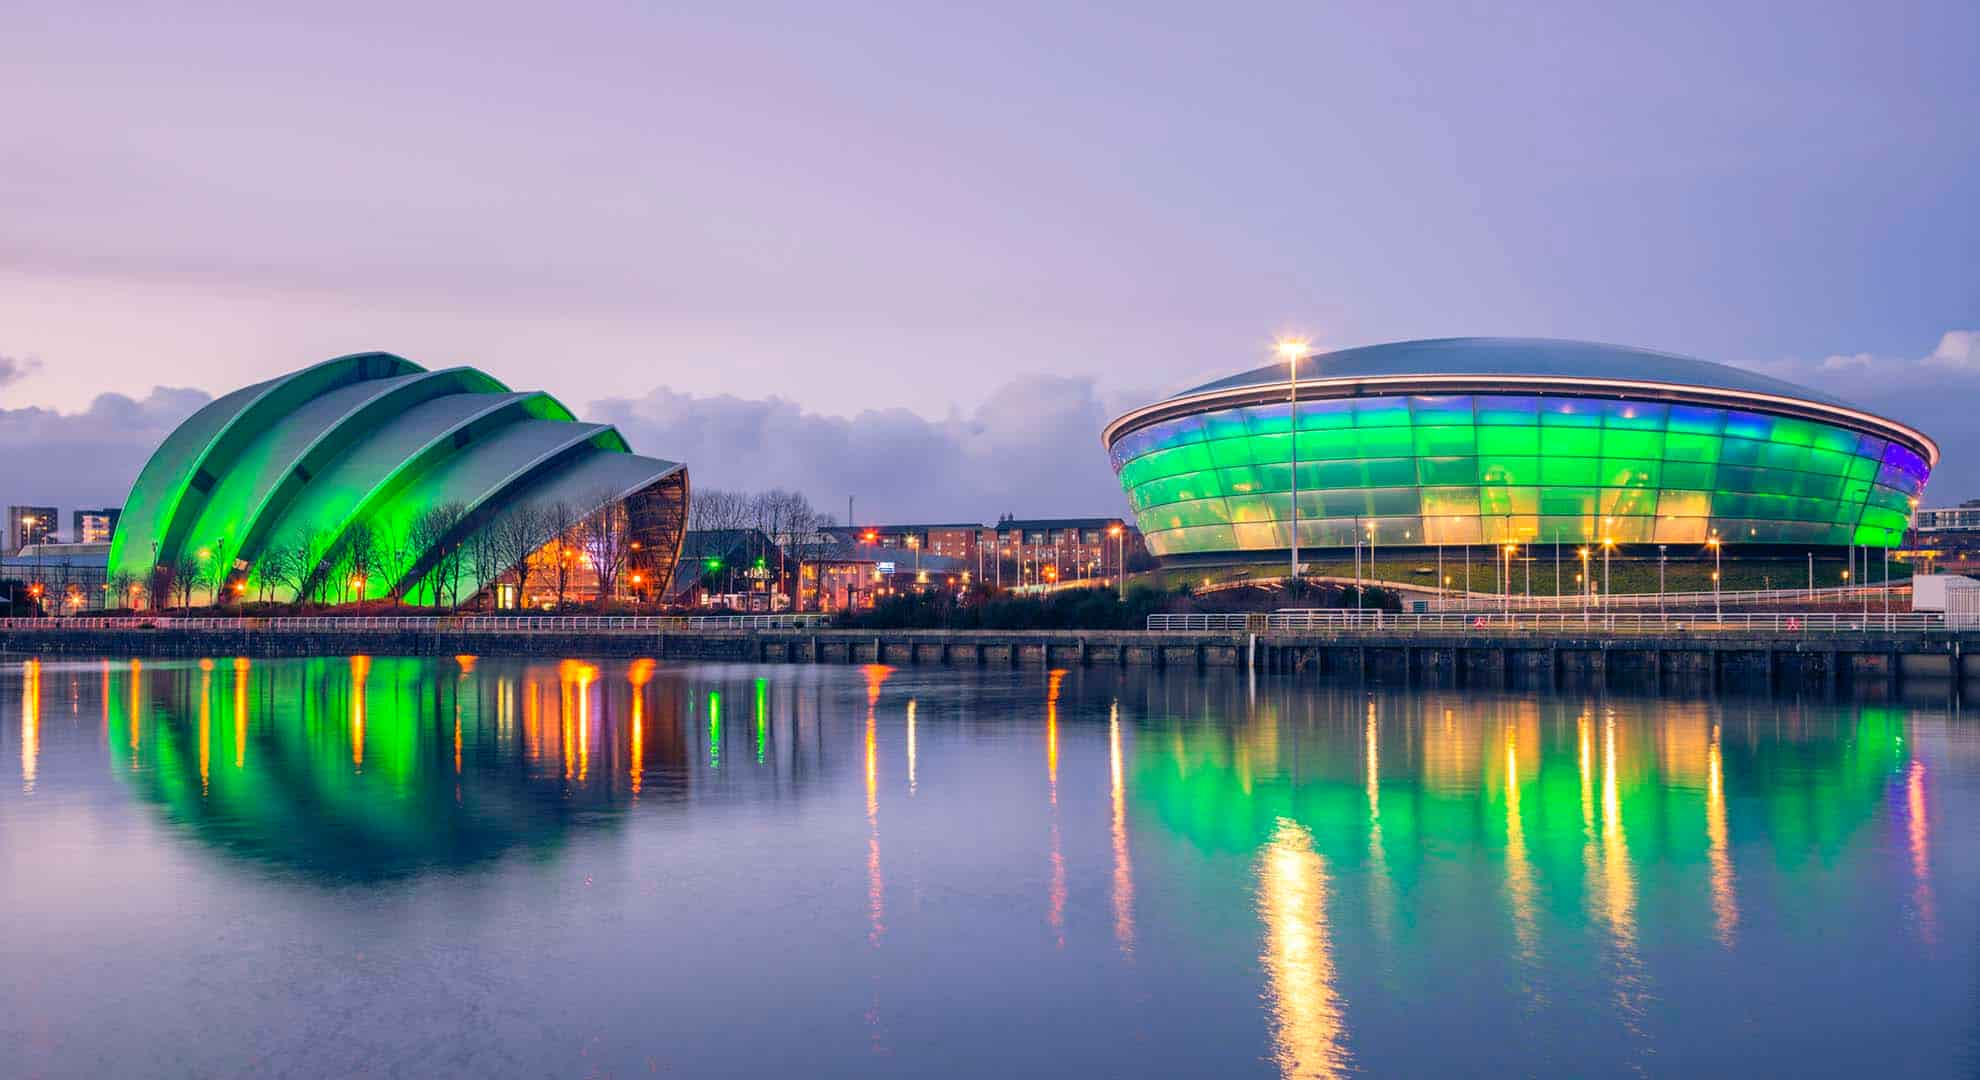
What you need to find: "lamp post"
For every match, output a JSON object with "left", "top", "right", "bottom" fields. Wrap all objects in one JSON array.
[
  {"left": 1577, "top": 546, "right": 1591, "bottom": 622},
  {"left": 1658, "top": 544, "right": 1667, "bottom": 612},
  {"left": 1109, "top": 524, "right": 1125, "bottom": 602},
  {"left": 1277, "top": 340, "right": 1307, "bottom": 592},
  {"left": 1708, "top": 533, "right": 1722, "bottom": 621},
  {"left": 1502, "top": 543, "right": 1516, "bottom": 616},
  {"left": 1601, "top": 537, "right": 1614, "bottom": 612}
]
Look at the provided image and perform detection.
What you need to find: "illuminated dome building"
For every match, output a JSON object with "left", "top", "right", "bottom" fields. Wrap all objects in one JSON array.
[
  {"left": 108, "top": 352, "right": 688, "bottom": 606},
  {"left": 1102, "top": 338, "right": 1935, "bottom": 563}
]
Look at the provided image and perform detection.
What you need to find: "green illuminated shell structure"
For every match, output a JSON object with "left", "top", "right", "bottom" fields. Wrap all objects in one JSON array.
[
  {"left": 1102, "top": 338, "right": 1937, "bottom": 561},
  {"left": 107, "top": 352, "right": 688, "bottom": 604}
]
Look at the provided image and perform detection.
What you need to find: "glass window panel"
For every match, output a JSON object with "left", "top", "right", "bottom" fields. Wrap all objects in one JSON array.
[
  {"left": 1299, "top": 429, "right": 1359, "bottom": 461},
  {"left": 1309, "top": 461, "right": 1369, "bottom": 490},
  {"left": 1539, "top": 397, "right": 1602, "bottom": 427},
  {"left": 1537, "top": 515, "right": 1595, "bottom": 543},
  {"left": 1663, "top": 432, "right": 1722, "bottom": 463},
  {"left": 1719, "top": 437, "right": 1764, "bottom": 467},
  {"left": 1846, "top": 455, "right": 1881, "bottom": 481},
  {"left": 1367, "top": 488, "right": 1422, "bottom": 516},
  {"left": 1479, "top": 456, "right": 1540, "bottom": 485},
  {"left": 1658, "top": 490, "right": 1712, "bottom": 518},
  {"left": 1604, "top": 400, "right": 1667, "bottom": 429},
  {"left": 1224, "top": 492, "right": 1279, "bottom": 523},
  {"left": 1475, "top": 396, "right": 1539, "bottom": 425},
  {"left": 1479, "top": 486, "right": 1540, "bottom": 516},
  {"left": 1667, "top": 405, "right": 1725, "bottom": 435},
  {"left": 1420, "top": 487, "right": 1482, "bottom": 518},
  {"left": 1203, "top": 408, "right": 1253, "bottom": 441},
  {"left": 1156, "top": 524, "right": 1238, "bottom": 553},
  {"left": 1662, "top": 461, "right": 1716, "bottom": 489},
  {"left": 1143, "top": 415, "right": 1206, "bottom": 451},
  {"left": 1418, "top": 457, "right": 1477, "bottom": 486},
  {"left": 1409, "top": 395, "right": 1475, "bottom": 426},
  {"left": 1319, "top": 490, "right": 1378, "bottom": 517},
  {"left": 1854, "top": 432, "right": 1889, "bottom": 460},
  {"left": 1653, "top": 515, "right": 1708, "bottom": 544},
  {"left": 1769, "top": 417, "right": 1819, "bottom": 447},
  {"left": 1413, "top": 425, "right": 1477, "bottom": 456},
  {"left": 1425, "top": 514, "right": 1482, "bottom": 544},
  {"left": 1602, "top": 487, "right": 1659, "bottom": 518},
  {"left": 1810, "top": 424, "right": 1859, "bottom": 454},
  {"left": 1353, "top": 398, "right": 1413, "bottom": 427},
  {"left": 1294, "top": 399, "right": 1356, "bottom": 430},
  {"left": 1540, "top": 427, "right": 1602, "bottom": 457},
  {"left": 1230, "top": 521, "right": 1284, "bottom": 549},
  {"left": 1217, "top": 466, "right": 1263, "bottom": 495},
  {"left": 1149, "top": 499, "right": 1232, "bottom": 530},
  {"left": 1355, "top": 426, "right": 1414, "bottom": 457},
  {"left": 1539, "top": 487, "right": 1597, "bottom": 516},
  {"left": 1604, "top": 517, "right": 1653, "bottom": 543},
  {"left": 1760, "top": 442, "right": 1813, "bottom": 473},
  {"left": 1803, "top": 448, "right": 1852, "bottom": 477},
  {"left": 1476, "top": 426, "right": 1539, "bottom": 456},
  {"left": 1599, "top": 458, "right": 1660, "bottom": 488},
  {"left": 1723, "top": 411, "right": 1774, "bottom": 442},
  {"left": 1368, "top": 458, "right": 1416, "bottom": 487},
  {"left": 1602, "top": 429, "right": 1665, "bottom": 458},
  {"left": 1207, "top": 436, "right": 1256, "bottom": 468},
  {"left": 1250, "top": 432, "right": 1291, "bottom": 465},
  {"left": 1541, "top": 457, "right": 1599, "bottom": 485},
  {"left": 1252, "top": 462, "right": 1291, "bottom": 494}
]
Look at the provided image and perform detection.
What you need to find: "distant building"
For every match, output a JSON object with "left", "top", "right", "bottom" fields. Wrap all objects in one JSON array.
[
  {"left": 1, "top": 543, "right": 110, "bottom": 612},
  {"left": 72, "top": 507, "right": 121, "bottom": 545},
  {"left": 991, "top": 516, "right": 1138, "bottom": 588},
  {"left": 1914, "top": 499, "right": 1980, "bottom": 534},
  {"left": 824, "top": 523, "right": 989, "bottom": 561},
  {"left": 6, "top": 506, "right": 57, "bottom": 554}
]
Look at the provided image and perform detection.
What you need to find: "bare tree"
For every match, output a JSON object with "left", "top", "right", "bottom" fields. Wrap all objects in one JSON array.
[
  {"left": 170, "top": 553, "right": 207, "bottom": 611},
  {"left": 488, "top": 504, "right": 549, "bottom": 605},
  {"left": 580, "top": 493, "right": 633, "bottom": 606},
  {"left": 466, "top": 525, "right": 504, "bottom": 608},
  {"left": 108, "top": 570, "right": 138, "bottom": 611},
  {"left": 402, "top": 502, "right": 467, "bottom": 606},
  {"left": 542, "top": 500, "right": 580, "bottom": 607},
  {"left": 689, "top": 488, "right": 751, "bottom": 533}
]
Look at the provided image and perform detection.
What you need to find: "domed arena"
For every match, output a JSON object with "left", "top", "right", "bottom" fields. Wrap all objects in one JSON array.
[{"left": 1102, "top": 338, "right": 1936, "bottom": 564}]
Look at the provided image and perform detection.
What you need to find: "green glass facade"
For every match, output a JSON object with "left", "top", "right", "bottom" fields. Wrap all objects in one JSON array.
[
  {"left": 1109, "top": 391, "right": 1932, "bottom": 558},
  {"left": 107, "top": 352, "right": 689, "bottom": 605}
]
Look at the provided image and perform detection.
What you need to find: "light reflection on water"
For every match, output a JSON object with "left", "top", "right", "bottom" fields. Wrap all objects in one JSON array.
[{"left": 1, "top": 655, "right": 1976, "bottom": 1077}]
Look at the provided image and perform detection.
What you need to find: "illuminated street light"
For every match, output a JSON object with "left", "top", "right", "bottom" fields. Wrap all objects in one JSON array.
[
  {"left": 1277, "top": 338, "right": 1308, "bottom": 592},
  {"left": 1108, "top": 523, "right": 1125, "bottom": 601}
]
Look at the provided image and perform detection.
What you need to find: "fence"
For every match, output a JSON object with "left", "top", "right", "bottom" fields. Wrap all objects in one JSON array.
[
  {"left": 1148, "top": 610, "right": 1950, "bottom": 635},
  {"left": 0, "top": 613, "right": 831, "bottom": 633},
  {"left": 1423, "top": 583, "right": 1909, "bottom": 612}
]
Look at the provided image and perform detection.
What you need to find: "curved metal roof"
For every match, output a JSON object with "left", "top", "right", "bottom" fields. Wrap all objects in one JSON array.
[
  {"left": 1103, "top": 337, "right": 1938, "bottom": 464},
  {"left": 108, "top": 354, "right": 687, "bottom": 603}
]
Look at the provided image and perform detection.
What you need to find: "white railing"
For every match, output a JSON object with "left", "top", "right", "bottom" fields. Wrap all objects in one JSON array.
[
  {"left": 0, "top": 613, "right": 830, "bottom": 633},
  {"left": 1148, "top": 611, "right": 1949, "bottom": 634},
  {"left": 1423, "top": 583, "right": 1909, "bottom": 612}
]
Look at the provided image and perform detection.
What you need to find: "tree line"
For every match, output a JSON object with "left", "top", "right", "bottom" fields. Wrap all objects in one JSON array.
[{"left": 125, "top": 488, "right": 643, "bottom": 611}]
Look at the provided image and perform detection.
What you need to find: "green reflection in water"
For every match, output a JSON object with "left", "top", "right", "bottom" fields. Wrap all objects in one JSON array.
[{"left": 106, "top": 656, "right": 692, "bottom": 881}]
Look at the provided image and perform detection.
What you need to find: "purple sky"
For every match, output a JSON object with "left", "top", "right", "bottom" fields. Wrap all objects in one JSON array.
[{"left": 3, "top": 2, "right": 1977, "bottom": 524}]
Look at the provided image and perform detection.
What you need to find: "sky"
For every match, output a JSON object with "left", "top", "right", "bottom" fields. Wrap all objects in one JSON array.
[{"left": 3, "top": 1, "right": 1977, "bottom": 525}]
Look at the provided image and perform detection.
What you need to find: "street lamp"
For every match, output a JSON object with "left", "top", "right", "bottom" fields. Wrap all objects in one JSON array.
[
  {"left": 1601, "top": 537, "right": 1615, "bottom": 611},
  {"left": 1108, "top": 523, "right": 1125, "bottom": 602},
  {"left": 1577, "top": 546, "right": 1591, "bottom": 621},
  {"left": 1707, "top": 533, "right": 1722, "bottom": 621},
  {"left": 1277, "top": 338, "right": 1308, "bottom": 591}
]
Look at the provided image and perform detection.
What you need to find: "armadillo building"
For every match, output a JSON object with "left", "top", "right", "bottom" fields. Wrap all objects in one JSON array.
[
  {"left": 1102, "top": 338, "right": 1936, "bottom": 563},
  {"left": 108, "top": 352, "right": 688, "bottom": 606}
]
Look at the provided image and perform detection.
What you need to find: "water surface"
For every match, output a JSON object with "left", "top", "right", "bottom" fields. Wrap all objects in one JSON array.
[{"left": 1, "top": 656, "right": 1974, "bottom": 1076}]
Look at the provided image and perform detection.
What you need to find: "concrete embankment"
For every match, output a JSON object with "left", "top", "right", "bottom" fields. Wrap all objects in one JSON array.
[{"left": 3, "top": 625, "right": 1975, "bottom": 696}]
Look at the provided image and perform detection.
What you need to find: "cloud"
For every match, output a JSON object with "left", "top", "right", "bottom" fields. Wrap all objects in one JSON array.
[
  {"left": 1927, "top": 330, "right": 1980, "bottom": 371},
  {"left": 0, "top": 353, "right": 41, "bottom": 387},
  {"left": 1766, "top": 330, "right": 1980, "bottom": 504},
  {"left": 588, "top": 375, "right": 1134, "bottom": 523},
  {"left": 0, "top": 387, "right": 212, "bottom": 524}
]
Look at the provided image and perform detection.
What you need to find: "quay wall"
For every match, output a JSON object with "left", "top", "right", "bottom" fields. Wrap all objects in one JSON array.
[{"left": 3, "top": 626, "right": 1975, "bottom": 696}]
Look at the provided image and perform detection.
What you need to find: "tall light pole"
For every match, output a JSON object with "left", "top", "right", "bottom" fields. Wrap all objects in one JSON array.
[
  {"left": 1658, "top": 544, "right": 1667, "bottom": 611},
  {"left": 1708, "top": 533, "right": 1722, "bottom": 621},
  {"left": 1577, "top": 546, "right": 1591, "bottom": 621},
  {"left": 1109, "top": 523, "right": 1125, "bottom": 602},
  {"left": 1277, "top": 339, "right": 1307, "bottom": 592},
  {"left": 1601, "top": 537, "right": 1614, "bottom": 609}
]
